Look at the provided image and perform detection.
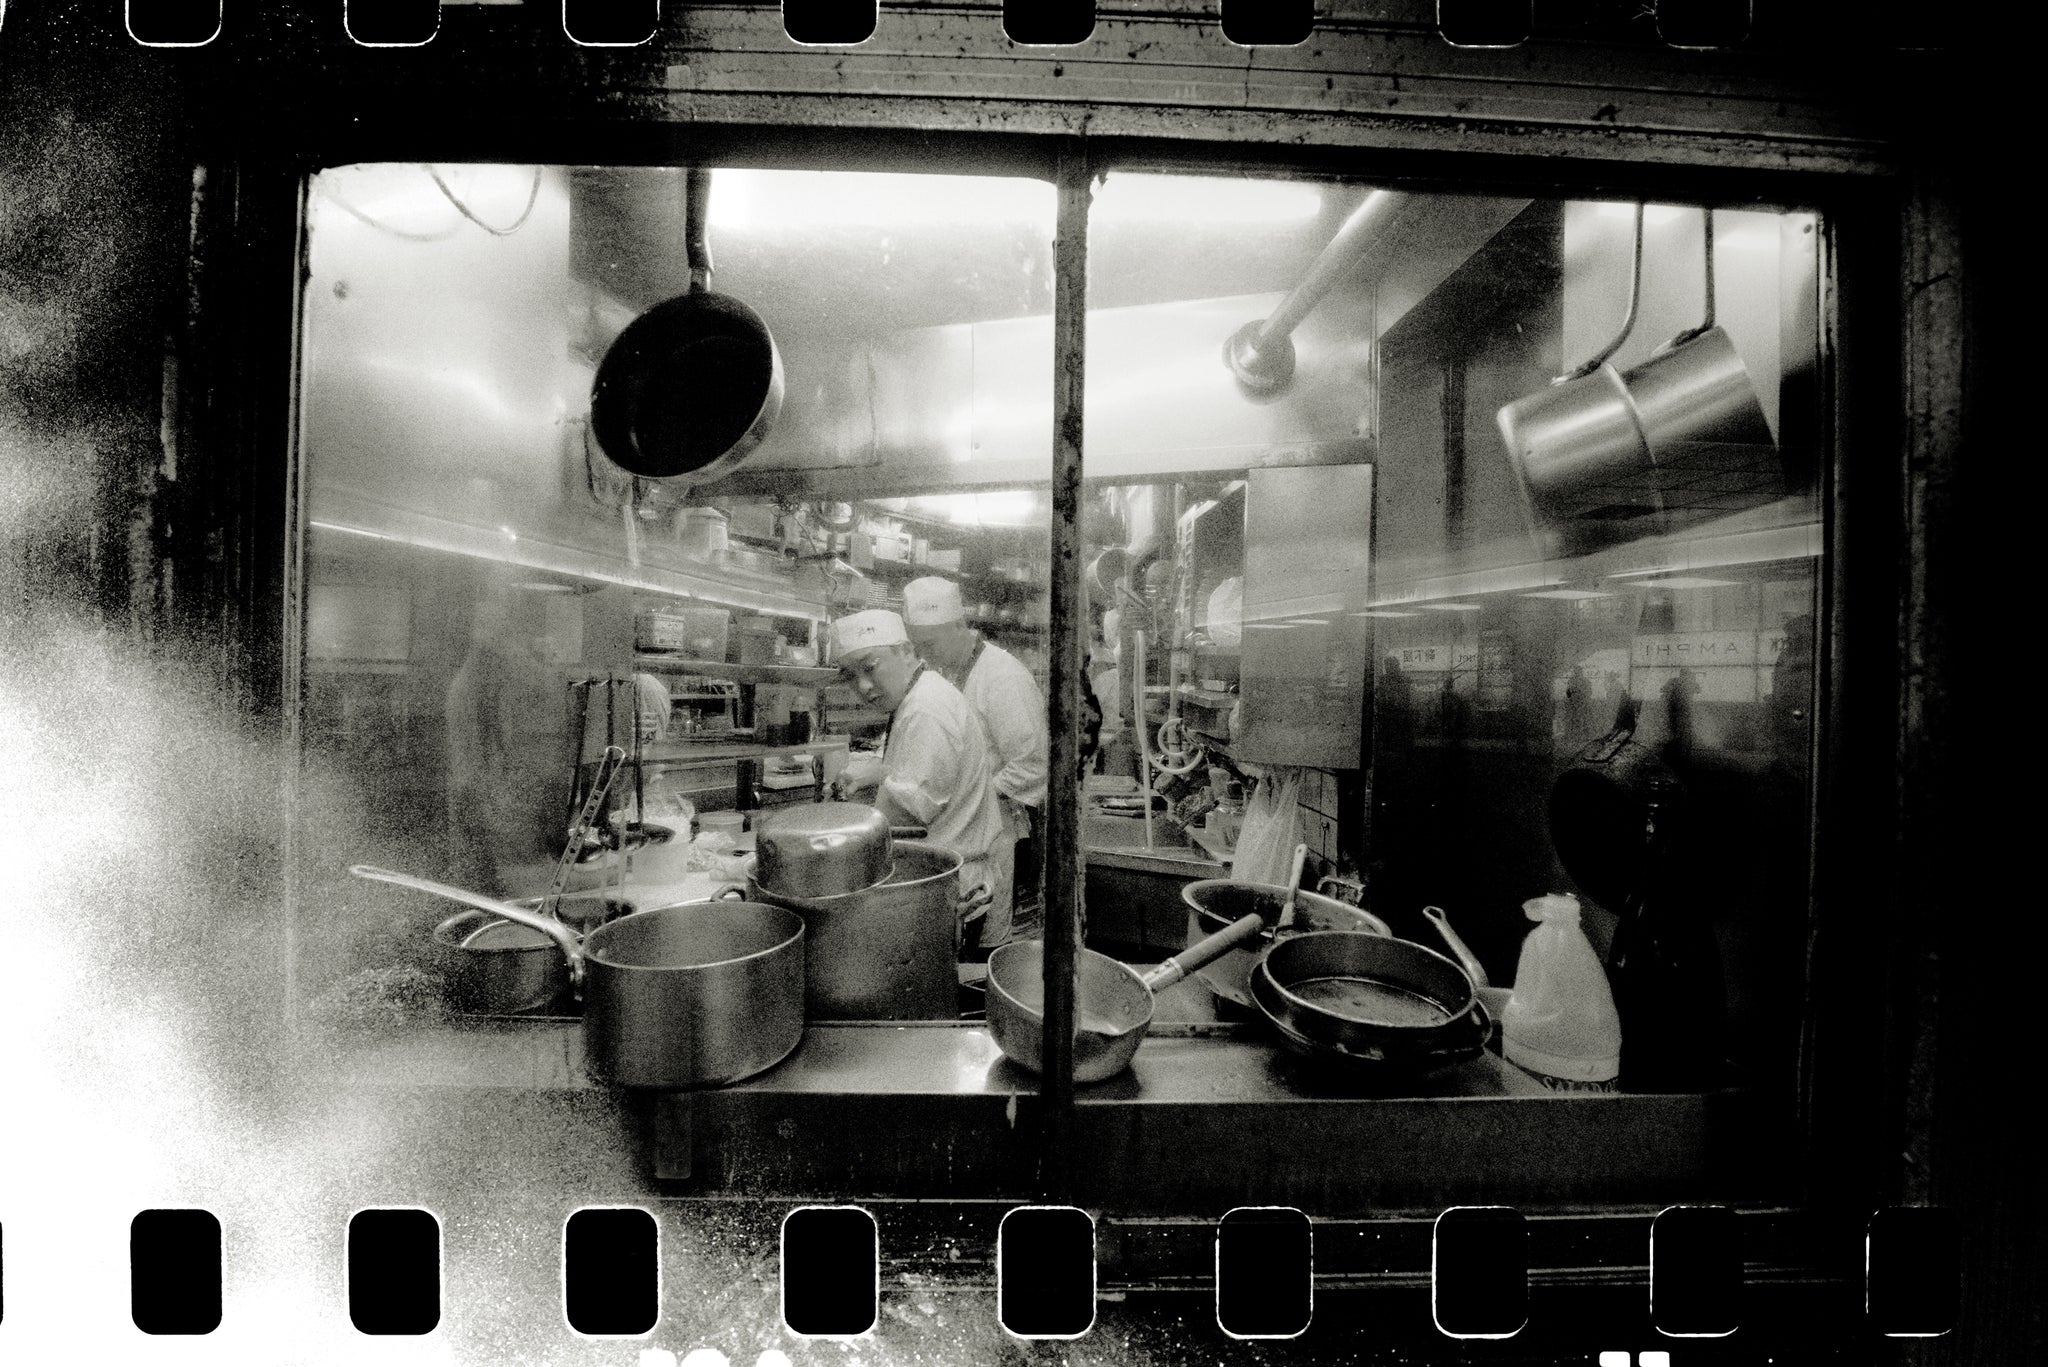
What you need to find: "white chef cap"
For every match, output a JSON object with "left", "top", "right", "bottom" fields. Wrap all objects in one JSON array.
[
  {"left": 830, "top": 608, "right": 909, "bottom": 655},
  {"left": 902, "top": 576, "right": 965, "bottom": 626}
]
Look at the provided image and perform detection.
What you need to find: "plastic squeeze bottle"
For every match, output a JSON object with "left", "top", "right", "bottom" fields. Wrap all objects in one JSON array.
[{"left": 1500, "top": 893, "right": 1622, "bottom": 1091}]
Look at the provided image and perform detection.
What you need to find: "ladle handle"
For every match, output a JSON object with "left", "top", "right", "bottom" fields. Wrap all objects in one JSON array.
[
  {"left": 348, "top": 864, "right": 586, "bottom": 978},
  {"left": 1278, "top": 842, "right": 1310, "bottom": 930},
  {"left": 1422, "top": 904, "right": 1489, "bottom": 990},
  {"left": 546, "top": 744, "right": 627, "bottom": 920},
  {"left": 1141, "top": 912, "right": 1266, "bottom": 993}
]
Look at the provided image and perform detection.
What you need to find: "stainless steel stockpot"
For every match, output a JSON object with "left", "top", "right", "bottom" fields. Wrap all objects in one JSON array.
[{"left": 355, "top": 866, "right": 804, "bottom": 1088}]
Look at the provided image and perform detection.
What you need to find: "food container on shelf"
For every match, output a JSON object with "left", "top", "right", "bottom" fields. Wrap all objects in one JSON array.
[
  {"left": 698, "top": 811, "right": 747, "bottom": 840},
  {"left": 734, "top": 614, "right": 780, "bottom": 664},
  {"left": 676, "top": 507, "right": 729, "bottom": 558}
]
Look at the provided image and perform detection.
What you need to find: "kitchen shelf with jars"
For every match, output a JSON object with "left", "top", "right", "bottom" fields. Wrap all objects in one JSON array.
[{"left": 630, "top": 599, "right": 846, "bottom": 807}]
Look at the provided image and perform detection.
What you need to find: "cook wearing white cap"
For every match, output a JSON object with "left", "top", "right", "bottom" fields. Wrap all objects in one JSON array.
[
  {"left": 902, "top": 576, "right": 1048, "bottom": 905},
  {"left": 830, "top": 608, "right": 1015, "bottom": 949}
]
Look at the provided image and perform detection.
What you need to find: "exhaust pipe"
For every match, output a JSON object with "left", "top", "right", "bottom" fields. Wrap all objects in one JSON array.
[{"left": 1224, "top": 189, "right": 1412, "bottom": 396}]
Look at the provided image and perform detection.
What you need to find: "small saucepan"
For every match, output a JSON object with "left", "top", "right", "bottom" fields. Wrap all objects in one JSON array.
[
  {"left": 430, "top": 891, "right": 629, "bottom": 1014},
  {"left": 1251, "top": 931, "right": 1491, "bottom": 1074},
  {"left": 985, "top": 913, "right": 1266, "bottom": 1084}
]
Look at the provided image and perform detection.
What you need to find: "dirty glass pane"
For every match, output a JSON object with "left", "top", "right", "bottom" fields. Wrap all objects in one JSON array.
[
  {"left": 296, "top": 163, "right": 1055, "bottom": 1019},
  {"left": 1083, "top": 174, "right": 1821, "bottom": 1092}
]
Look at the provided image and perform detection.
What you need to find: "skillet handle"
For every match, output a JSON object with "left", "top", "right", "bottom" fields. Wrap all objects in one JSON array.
[
  {"left": 1141, "top": 912, "right": 1265, "bottom": 993},
  {"left": 1422, "top": 904, "right": 1490, "bottom": 990}
]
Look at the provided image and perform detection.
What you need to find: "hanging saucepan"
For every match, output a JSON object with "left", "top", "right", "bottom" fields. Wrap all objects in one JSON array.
[
  {"left": 1496, "top": 206, "right": 1779, "bottom": 555},
  {"left": 1250, "top": 931, "right": 1492, "bottom": 1075},
  {"left": 352, "top": 865, "right": 804, "bottom": 1088},
  {"left": 1548, "top": 721, "right": 1686, "bottom": 913},
  {"left": 589, "top": 167, "right": 784, "bottom": 483},
  {"left": 1623, "top": 208, "right": 1776, "bottom": 485}
]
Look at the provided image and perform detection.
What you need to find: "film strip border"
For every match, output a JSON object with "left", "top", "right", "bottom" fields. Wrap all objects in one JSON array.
[
  {"left": 113, "top": 2, "right": 1961, "bottom": 54},
  {"left": 9, "top": 1203, "right": 1960, "bottom": 1341}
]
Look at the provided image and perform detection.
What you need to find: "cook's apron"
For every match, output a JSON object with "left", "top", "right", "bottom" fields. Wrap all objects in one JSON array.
[{"left": 959, "top": 826, "right": 1017, "bottom": 949}]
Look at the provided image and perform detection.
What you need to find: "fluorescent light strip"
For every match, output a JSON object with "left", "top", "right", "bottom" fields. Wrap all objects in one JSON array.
[
  {"left": 308, "top": 519, "right": 825, "bottom": 620},
  {"left": 1521, "top": 589, "right": 1612, "bottom": 601},
  {"left": 1617, "top": 576, "right": 1741, "bottom": 589}
]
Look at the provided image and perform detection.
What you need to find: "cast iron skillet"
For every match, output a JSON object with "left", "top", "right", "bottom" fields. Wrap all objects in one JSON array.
[
  {"left": 1250, "top": 931, "right": 1491, "bottom": 1075},
  {"left": 589, "top": 167, "right": 784, "bottom": 483}
]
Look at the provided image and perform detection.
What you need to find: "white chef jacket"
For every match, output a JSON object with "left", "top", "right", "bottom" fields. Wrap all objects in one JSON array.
[
  {"left": 948, "top": 637, "right": 1048, "bottom": 840},
  {"left": 877, "top": 668, "right": 1014, "bottom": 946}
]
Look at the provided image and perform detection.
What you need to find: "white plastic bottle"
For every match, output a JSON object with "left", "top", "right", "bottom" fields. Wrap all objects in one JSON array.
[{"left": 1500, "top": 893, "right": 1622, "bottom": 1091}]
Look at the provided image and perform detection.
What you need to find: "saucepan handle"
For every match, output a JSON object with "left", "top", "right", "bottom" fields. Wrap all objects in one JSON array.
[
  {"left": 347, "top": 864, "right": 586, "bottom": 983},
  {"left": 1141, "top": 912, "right": 1265, "bottom": 993}
]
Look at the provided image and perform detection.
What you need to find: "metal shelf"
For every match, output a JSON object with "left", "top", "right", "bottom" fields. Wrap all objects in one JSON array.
[
  {"left": 634, "top": 654, "right": 839, "bottom": 685},
  {"left": 640, "top": 735, "right": 850, "bottom": 765}
]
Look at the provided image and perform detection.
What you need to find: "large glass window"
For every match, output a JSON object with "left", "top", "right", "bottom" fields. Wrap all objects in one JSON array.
[
  {"left": 1082, "top": 174, "right": 1820, "bottom": 1094},
  {"left": 295, "top": 163, "right": 1056, "bottom": 1009},
  {"left": 295, "top": 157, "right": 1824, "bottom": 1108}
]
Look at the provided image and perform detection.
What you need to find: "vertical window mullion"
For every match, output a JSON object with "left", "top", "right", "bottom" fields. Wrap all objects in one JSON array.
[{"left": 1039, "top": 143, "right": 1093, "bottom": 1194}]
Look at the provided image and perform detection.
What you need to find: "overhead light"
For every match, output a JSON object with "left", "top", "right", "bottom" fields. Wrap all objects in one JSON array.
[
  {"left": 1594, "top": 201, "right": 1689, "bottom": 226},
  {"left": 1521, "top": 589, "right": 1612, "bottom": 601},
  {"left": 1416, "top": 603, "right": 1482, "bottom": 612},
  {"left": 1620, "top": 575, "right": 1740, "bottom": 589},
  {"left": 708, "top": 169, "right": 1054, "bottom": 231},
  {"left": 1352, "top": 610, "right": 1419, "bottom": 618},
  {"left": 1094, "top": 173, "right": 1325, "bottom": 224},
  {"left": 511, "top": 580, "right": 578, "bottom": 594}
]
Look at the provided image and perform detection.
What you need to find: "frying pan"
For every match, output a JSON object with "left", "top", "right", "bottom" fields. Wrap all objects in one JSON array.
[
  {"left": 1251, "top": 931, "right": 1491, "bottom": 1073},
  {"left": 985, "top": 913, "right": 1266, "bottom": 1084},
  {"left": 589, "top": 168, "right": 784, "bottom": 483}
]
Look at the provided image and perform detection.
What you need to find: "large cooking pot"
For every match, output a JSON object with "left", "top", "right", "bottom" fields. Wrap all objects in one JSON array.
[
  {"left": 1180, "top": 879, "right": 1390, "bottom": 1009},
  {"left": 589, "top": 168, "right": 784, "bottom": 483},
  {"left": 747, "top": 840, "right": 961, "bottom": 1020},
  {"left": 353, "top": 866, "right": 804, "bottom": 1088},
  {"left": 754, "top": 802, "right": 893, "bottom": 900}
]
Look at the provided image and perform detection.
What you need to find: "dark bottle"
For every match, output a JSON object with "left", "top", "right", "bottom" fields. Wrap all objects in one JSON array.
[{"left": 1606, "top": 798, "right": 1731, "bottom": 1092}]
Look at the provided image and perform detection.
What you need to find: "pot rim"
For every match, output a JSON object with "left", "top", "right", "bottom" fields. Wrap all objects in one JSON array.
[
  {"left": 1257, "top": 930, "right": 1477, "bottom": 1027},
  {"left": 1181, "top": 878, "right": 1392, "bottom": 937},
  {"left": 433, "top": 910, "right": 557, "bottom": 955},
  {"left": 580, "top": 899, "right": 805, "bottom": 973}
]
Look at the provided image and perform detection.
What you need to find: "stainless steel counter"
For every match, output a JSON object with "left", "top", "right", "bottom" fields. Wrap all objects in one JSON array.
[{"left": 330, "top": 996, "right": 1779, "bottom": 1214}]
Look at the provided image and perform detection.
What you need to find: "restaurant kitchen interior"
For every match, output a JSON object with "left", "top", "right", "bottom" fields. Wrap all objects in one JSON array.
[{"left": 0, "top": 4, "right": 2018, "bottom": 1362}]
